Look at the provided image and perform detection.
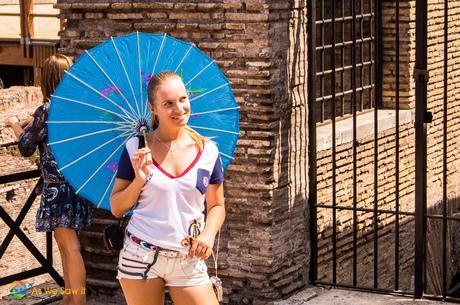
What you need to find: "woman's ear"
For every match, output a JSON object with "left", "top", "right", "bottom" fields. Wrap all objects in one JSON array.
[{"left": 147, "top": 102, "right": 154, "bottom": 113}]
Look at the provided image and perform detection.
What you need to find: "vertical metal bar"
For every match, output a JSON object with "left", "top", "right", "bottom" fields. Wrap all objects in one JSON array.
[
  {"left": 321, "top": 0, "right": 325, "bottom": 122},
  {"left": 374, "top": 0, "right": 382, "bottom": 108},
  {"left": 369, "top": 0, "right": 374, "bottom": 109},
  {"left": 308, "top": 0, "right": 318, "bottom": 284},
  {"left": 372, "top": 0, "right": 382, "bottom": 289},
  {"left": 352, "top": 0, "right": 358, "bottom": 287},
  {"left": 331, "top": 0, "right": 338, "bottom": 284},
  {"left": 394, "top": 0, "right": 401, "bottom": 291},
  {"left": 372, "top": 0, "right": 379, "bottom": 287},
  {"left": 360, "top": 0, "right": 364, "bottom": 111},
  {"left": 442, "top": 0, "right": 448, "bottom": 297},
  {"left": 414, "top": 0, "right": 428, "bottom": 297},
  {"left": 341, "top": 0, "right": 345, "bottom": 116}
]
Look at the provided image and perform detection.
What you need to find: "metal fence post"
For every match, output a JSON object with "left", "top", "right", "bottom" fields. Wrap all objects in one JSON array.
[
  {"left": 308, "top": 0, "right": 318, "bottom": 284},
  {"left": 414, "top": 0, "right": 429, "bottom": 298}
]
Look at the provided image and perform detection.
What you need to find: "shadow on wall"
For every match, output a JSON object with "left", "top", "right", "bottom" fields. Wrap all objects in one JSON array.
[
  {"left": 426, "top": 196, "right": 460, "bottom": 297},
  {"left": 315, "top": 195, "right": 460, "bottom": 297}
]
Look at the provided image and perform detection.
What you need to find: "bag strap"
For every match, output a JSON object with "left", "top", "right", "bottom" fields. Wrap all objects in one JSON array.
[{"left": 211, "top": 229, "right": 220, "bottom": 278}]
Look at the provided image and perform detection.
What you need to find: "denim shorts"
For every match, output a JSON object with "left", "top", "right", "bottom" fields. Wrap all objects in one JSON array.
[{"left": 117, "top": 235, "right": 210, "bottom": 287}]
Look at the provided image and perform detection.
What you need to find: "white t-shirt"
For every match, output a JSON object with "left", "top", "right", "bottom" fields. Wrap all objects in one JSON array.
[{"left": 116, "top": 136, "right": 224, "bottom": 253}]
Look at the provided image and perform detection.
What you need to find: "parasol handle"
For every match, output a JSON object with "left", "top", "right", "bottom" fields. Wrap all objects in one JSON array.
[{"left": 139, "top": 126, "right": 152, "bottom": 165}]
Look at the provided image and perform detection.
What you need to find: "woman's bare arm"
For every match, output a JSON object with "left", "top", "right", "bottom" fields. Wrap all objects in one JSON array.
[
  {"left": 109, "top": 177, "right": 144, "bottom": 218},
  {"left": 189, "top": 183, "right": 225, "bottom": 260},
  {"left": 110, "top": 147, "right": 152, "bottom": 218}
]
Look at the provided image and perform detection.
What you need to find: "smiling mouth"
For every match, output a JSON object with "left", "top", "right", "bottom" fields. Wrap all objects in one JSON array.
[{"left": 172, "top": 113, "right": 187, "bottom": 120}]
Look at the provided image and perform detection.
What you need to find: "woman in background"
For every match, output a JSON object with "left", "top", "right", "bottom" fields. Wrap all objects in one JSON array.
[{"left": 5, "top": 54, "right": 92, "bottom": 305}]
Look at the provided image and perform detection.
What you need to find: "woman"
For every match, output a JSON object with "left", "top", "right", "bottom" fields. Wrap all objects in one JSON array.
[
  {"left": 5, "top": 54, "right": 92, "bottom": 305},
  {"left": 110, "top": 71, "right": 225, "bottom": 305}
]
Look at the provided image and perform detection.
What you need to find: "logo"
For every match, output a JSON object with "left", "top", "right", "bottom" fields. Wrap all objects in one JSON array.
[
  {"left": 8, "top": 281, "right": 33, "bottom": 299},
  {"left": 105, "top": 160, "right": 119, "bottom": 185},
  {"left": 100, "top": 84, "right": 122, "bottom": 100},
  {"left": 141, "top": 72, "right": 153, "bottom": 87}
]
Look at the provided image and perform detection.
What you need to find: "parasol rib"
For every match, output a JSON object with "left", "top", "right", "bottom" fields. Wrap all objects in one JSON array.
[
  {"left": 47, "top": 120, "right": 131, "bottom": 126},
  {"left": 152, "top": 34, "right": 167, "bottom": 75},
  {"left": 76, "top": 132, "right": 136, "bottom": 194},
  {"left": 184, "top": 60, "right": 215, "bottom": 87},
  {"left": 48, "top": 126, "right": 131, "bottom": 146},
  {"left": 51, "top": 95, "right": 133, "bottom": 123},
  {"left": 85, "top": 50, "right": 140, "bottom": 120},
  {"left": 219, "top": 152, "right": 235, "bottom": 160},
  {"left": 174, "top": 44, "right": 194, "bottom": 73},
  {"left": 65, "top": 71, "right": 137, "bottom": 122},
  {"left": 111, "top": 37, "right": 142, "bottom": 118},
  {"left": 59, "top": 129, "right": 133, "bottom": 171},
  {"left": 136, "top": 32, "right": 146, "bottom": 118},
  {"left": 191, "top": 106, "right": 240, "bottom": 116},
  {"left": 189, "top": 83, "right": 230, "bottom": 102},
  {"left": 188, "top": 125, "right": 240, "bottom": 135},
  {"left": 97, "top": 169, "right": 119, "bottom": 208}
]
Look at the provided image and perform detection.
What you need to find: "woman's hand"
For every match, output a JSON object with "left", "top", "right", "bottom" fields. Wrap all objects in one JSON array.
[
  {"left": 20, "top": 117, "right": 33, "bottom": 128},
  {"left": 4, "top": 116, "right": 19, "bottom": 127},
  {"left": 130, "top": 147, "right": 153, "bottom": 184},
  {"left": 188, "top": 232, "right": 215, "bottom": 260}
]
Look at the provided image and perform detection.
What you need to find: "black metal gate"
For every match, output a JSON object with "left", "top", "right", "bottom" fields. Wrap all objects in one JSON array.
[
  {"left": 0, "top": 168, "right": 63, "bottom": 304},
  {"left": 308, "top": 0, "right": 460, "bottom": 300}
]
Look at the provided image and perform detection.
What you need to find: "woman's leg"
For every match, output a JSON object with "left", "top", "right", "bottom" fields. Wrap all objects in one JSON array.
[
  {"left": 55, "top": 241, "right": 70, "bottom": 305},
  {"left": 119, "top": 278, "right": 165, "bottom": 305},
  {"left": 54, "top": 228, "right": 86, "bottom": 305},
  {"left": 168, "top": 284, "right": 219, "bottom": 305}
]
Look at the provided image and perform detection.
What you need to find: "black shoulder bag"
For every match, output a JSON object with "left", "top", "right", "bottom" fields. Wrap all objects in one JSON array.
[{"left": 103, "top": 136, "right": 145, "bottom": 251}]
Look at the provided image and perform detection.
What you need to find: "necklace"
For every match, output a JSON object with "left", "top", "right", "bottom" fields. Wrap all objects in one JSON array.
[{"left": 152, "top": 132, "right": 178, "bottom": 158}]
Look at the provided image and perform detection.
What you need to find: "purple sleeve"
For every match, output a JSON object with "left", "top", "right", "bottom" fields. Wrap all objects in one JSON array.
[
  {"left": 209, "top": 155, "right": 224, "bottom": 184},
  {"left": 116, "top": 147, "right": 135, "bottom": 181},
  {"left": 18, "top": 105, "right": 47, "bottom": 157}
]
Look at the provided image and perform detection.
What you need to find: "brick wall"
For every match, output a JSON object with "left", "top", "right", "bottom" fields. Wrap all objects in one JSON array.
[
  {"left": 424, "top": 0, "right": 460, "bottom": 294},
  {"left": 56, "top": 1, "right": 309, "bottom": 304},
  {"left": 316, "top": 122, "right": 417, "bottom": 290},
  {"left": 0, "top": 86, "right": 64, "bottom": 297},
  {"left": 272, "top": 0, "right": 309, "bottom": 299},
  {"left": 381, "top": 0, "right": 416, "bottom": 110}
]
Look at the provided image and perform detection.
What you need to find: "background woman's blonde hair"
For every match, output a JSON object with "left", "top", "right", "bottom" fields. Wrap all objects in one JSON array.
[
  {"left": 41, "top": 54, "right": 73, "bottom": 102},
  {"left": 147, "top": 71, "right": 206, "bottom": 150}
]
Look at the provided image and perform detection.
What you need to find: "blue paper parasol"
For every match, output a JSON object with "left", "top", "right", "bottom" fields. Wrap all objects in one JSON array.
[{"left": 47, "top": 32, "right": 239, "bottom": 210}]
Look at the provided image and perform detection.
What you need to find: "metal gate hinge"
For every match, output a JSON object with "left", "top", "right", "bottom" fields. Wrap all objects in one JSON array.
[
  {"left": 424, "top": 111, "right": 433, "bottom": 123},
  {"left": 414, "top": 68, "right": 429, "bottom": 83}
]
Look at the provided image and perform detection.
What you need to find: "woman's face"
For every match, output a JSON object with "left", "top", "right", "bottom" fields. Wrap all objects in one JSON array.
[{"left": 149, "top": 77, "right": 190, "bottom": 129}]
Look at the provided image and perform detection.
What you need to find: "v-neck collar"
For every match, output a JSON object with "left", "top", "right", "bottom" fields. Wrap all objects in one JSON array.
[{"left": 151, "top": 144, "right": 204, "bottom": 179}]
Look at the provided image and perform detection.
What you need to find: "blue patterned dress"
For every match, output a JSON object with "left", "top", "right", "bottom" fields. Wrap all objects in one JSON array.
[{"left": 18, "top": 102, "right": 92, "bottom": 232}]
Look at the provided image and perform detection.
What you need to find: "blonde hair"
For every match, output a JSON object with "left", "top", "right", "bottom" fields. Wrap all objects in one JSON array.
[
  {"left": 41, "top": 54, "right": 73, "bottom": 102},
  {"left": 147, "top": 71, "right": 206, "bottom": 150}
]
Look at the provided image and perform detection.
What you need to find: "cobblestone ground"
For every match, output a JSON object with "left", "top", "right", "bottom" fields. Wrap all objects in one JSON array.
[
  {"left": 1, "top": 282, "right": 452, "bottom": 305},
  {"left": 276, "top": 287, "right": 450, "bottom": 305}
]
